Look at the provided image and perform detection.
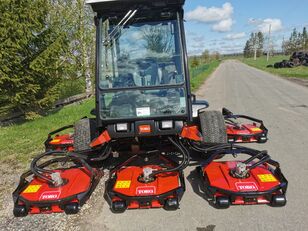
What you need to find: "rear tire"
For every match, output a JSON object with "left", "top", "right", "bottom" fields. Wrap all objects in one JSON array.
[
  {"left": 199, "top": 111, "right": 227, "bottom": 144},
  {"left": 271, "top": 195, "right": 287, "bottom": 207},
  {"left": 13, "top": 205, "right": 28, "bottom": 217},
  {"left": 74, "top": 118, "right": 96, "bottom": 152},
  {"left": 164, "top": 198, "right": 179, "bottom": 211},
  {"left": 215, "top": 196, "right": 230, "bottom": 209},
  {"left": 64, "top": 202, "right": 80, "bottom": 214},
  {"left": 111, "top": 201, "right": 127, "bottom": 213}
]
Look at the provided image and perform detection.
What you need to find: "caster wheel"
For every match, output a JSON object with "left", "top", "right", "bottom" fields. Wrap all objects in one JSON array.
[
  {"left": 271, "top": 195, "right": 286, "bottom": 207},
  {"left": 64, "top": 202, "right": 80, "bottom": 214},
  {"left": 111, "top": 201, "right": 127, "bottom": 213},
  {"left": 257, "top": 136, "right": 268, "bottom": 143},
  {"left": 164, "top": 198, "right": 179, "bottom": 211},
  {"left": 215, "top": 196, "right": 230, "bottom": 209},
  {"left": 13, "top": 205, "right": 28, "bottom": 217}
]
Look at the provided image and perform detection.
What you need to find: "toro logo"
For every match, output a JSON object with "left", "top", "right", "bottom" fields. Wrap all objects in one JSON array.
[
  {"left": 235, "top": 182, "right": 258, "bottom": 192},
  {"left": 136, "top": 186, "right": 156, "bottom": 196},
  {"left": 39, "top": 191, "right": 61, "bottom": 201},
  {"left": 138, "top": 125, "right": 151, "bottom": 134}
]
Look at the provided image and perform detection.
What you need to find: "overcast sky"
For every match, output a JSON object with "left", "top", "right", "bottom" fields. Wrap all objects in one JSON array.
[{"left": 184, "top": 0, "right": 308, "bottom": 55}]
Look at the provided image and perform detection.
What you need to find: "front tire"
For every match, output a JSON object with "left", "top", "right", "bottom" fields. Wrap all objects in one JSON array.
[
  {"left": 199, "top": 111, "right": 227, "bottom": 144},
  {"left": 74, "top": 118, "right": 96, "bottom": 152}
]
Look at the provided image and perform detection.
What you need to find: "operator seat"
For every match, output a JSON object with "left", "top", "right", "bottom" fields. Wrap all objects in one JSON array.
[
  {"left": 160, "top": 64, "right": 171, "bottom": 84},
  {"left": 149, "top": 63, "right": 159, "bottom": 86},
  {"left": 113, "top": 73, "right": 136, "bottom": 88}
]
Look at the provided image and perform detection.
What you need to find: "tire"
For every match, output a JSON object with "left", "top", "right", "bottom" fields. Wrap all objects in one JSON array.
[
  {"left": 164, "top": 198, "right": 179, "bottom": 211},
  {"left": 64, "top": 202, "right": 80, "bottom": 215},
  {"left": 215, "top": 196, "right": 230, "bottom": 209},
  {"left": 13, "top": 205, "right": 28, "bottom": 217},
  {"left": 274, "top": 62, "right": 280, "bottom": 69},
  {"left": 270, "top": 195, "right": 287, "bottom": 207},
  {"left": 74, "top": 118, "right": 96, "bottom": 152},
  {"left": 199, "top": 111, "right": 227, "bottom": 144},
  {"left": 111, "top": 201, "right": 127, "bottom": 213}
]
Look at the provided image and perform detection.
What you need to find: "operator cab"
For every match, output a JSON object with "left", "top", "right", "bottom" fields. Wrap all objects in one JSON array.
[{"left": 87, "top": 0, "right": 205, "bottom": 137}]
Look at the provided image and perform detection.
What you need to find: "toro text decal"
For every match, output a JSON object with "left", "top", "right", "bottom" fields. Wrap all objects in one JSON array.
[
  {"left": 235, "top": 182, "right": 258, "bottom": 191},
  {"left": 136, "top": 186, "right": 156, "bottom": 196},
  {"left": 39, "top": 191, "right": 61, "bottom": 200}
]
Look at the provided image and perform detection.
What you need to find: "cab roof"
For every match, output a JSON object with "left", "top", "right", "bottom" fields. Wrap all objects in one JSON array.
[{"left": 86, "top": 0, "right": 185, "bottom": 14}]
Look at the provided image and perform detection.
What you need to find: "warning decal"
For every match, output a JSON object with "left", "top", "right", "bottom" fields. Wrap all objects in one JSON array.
[
  {"left": 23, "top": 185, "right": 42, "bottom": 193},
  {"left": 258, "top": 174, "right": 277, "bottom": 182},
  {"left": 251, "top": 127, "right": 262, "bottom": 132},
  {"left": 115, "top": 181, "right": 131, "bottom": 189}
]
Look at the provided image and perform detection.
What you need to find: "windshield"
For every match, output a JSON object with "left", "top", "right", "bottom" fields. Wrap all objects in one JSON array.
[
  {"left": 99, "top": 19, "right": 185, "bottom": 89},
  {"left": 100, "top": 88, "right": 187, "bottom": 119}
]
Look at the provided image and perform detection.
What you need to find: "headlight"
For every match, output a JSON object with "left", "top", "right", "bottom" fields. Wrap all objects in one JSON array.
[
  {"left": 161, "top": 120, "right": 173, "bottom": 129},
  {"left": 116, "top": 123, "right": 128, "bottom": 132}
]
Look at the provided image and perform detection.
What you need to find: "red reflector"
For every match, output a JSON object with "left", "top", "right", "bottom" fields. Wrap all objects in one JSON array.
[{"left": 138, "top": 125, "right": 151, "bottom": 134}]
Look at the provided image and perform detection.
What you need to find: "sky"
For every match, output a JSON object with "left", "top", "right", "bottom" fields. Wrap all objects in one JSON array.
[{"left": 183, "top": 0, "right": 308, "bottom": 55}]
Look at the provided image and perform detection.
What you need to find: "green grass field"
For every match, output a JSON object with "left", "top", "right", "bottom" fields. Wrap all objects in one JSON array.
[
  {"left": 0, "top": 62, "right": 220, "bottom": 165},
  {"left": 0, "top": 99, "right": 94, "bottom": 163},
  {"left": 240, "top": 55, "right": 308, "bottom": 79},
  {"left": 190, "top": 60, "right": 221, "bottom": 92}
]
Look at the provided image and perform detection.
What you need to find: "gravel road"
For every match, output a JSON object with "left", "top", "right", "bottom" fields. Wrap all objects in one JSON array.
[{"left": 1, "top": 60, "right": 308, "bottom": 231}]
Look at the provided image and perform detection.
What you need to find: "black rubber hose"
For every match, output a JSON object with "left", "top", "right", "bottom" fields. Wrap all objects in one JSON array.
[
  {"left": 149, "top": 137, "right": 189, "bottom": 178},
  {"left": 67, "top": 152, "right": 96, "bottom": 179},
  {"left": 243, "top": 150, "right": 268, "bottom": 164},
  {"left": 90, "top": 143, "right": 112, "bottom": 161},
  {"left": 30, "top": 151, "right": 67, "bottom": 184},
  {"left": 30, "top": 150, "right": 95, "bottom": 185},
  {"left": 66, "top": 143, "right": 112, "bottom": 161},
  {"left": 188, "top": 141, "right": 233, "bottom": 153},
  {"left": 247, "top": 154, "right": 271, "bottom": 170},
  {"left": 178, "top": 139, "right": 191, "bottom": 169}
]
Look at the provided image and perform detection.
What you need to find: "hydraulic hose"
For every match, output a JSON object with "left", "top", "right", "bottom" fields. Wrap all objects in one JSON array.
[
  {"left": 188, "top": 141, "right": 233, "bottom": 153},
  {"left": 30, "top": 150, "right": 95, "bottom": 186},
  {"left": 149, "top": 137, "right": 189, "bottom": 178}
]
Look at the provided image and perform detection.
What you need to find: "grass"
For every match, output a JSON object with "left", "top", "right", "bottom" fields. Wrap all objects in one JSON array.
[
  {"left": 190, "top": 60, "right": 221, "bottom": 92},
  {"left": 240, "top": 55, "right": 308, "bottom": 79},
  {"left": 0, "top": 99, "right": 94, "bottom": 164}
]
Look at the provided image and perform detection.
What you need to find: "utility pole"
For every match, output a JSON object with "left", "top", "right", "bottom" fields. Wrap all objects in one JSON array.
[
  {"left": 253, "top": 33, "right": 257, "bottom": 61},
  {"left": 282, "top": 36, "right": 285, "bottom": 55},
  {"left": 267, "top": 24, "right": 272, "bottom": 62}
]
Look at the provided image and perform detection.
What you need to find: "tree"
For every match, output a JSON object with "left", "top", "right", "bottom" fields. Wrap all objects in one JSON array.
[
  {"left": 211, "top": 51, "right": 220, "bottom": 60},
  {"left": 244, "top": 41, "right": 252, "bottom": 58},
  {"left": 289, "top": 28, "right": 298, "bottom": 53},
  {"left": 142, "top": 26, "right": 173, "bottom": 53},
  {"left": 0, "top": 0, "right": 67, "bottom": 113},
  {"left": 302, "top": 27, "right": 308, "bottom": 50},
  {"left": 191, "top": 56, "right": 199, "bottom": 68},
  {"left": 257, "top": 32, "right": 264, "bottom": 57},
  {"left": 243, "top": 32, "right": 264, "bottom": 58},
  {"left": 282, "top": 27, "right": 308, "bottom": 54},
  {"left": 49, "top": 0, "right": 95, "bottom": 98},
  {"left": 201, "top": 50, "right": 210, "bottom": 63}
]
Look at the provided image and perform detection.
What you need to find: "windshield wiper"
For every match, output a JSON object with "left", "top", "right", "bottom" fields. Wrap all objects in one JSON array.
[{"left": 103, "top": 9, "right": 138, "bottom": 46}]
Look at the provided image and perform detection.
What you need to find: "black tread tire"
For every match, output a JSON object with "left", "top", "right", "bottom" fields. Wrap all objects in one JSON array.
[
  {"left": 199, "top": 111, "right": 227, "bottom": 144},
  {"left": 74, "top": 118, "right": 96, "bottom": 152}
]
